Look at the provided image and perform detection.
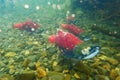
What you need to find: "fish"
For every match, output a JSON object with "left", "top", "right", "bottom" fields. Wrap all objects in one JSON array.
[
  {"left": 48, "top": 29, "right": 83, "bottom": 51},
  {"left": 60, "top": 24, "right": 84, "bottom": 35},
  {"left": 82, "top": 46, "right": 100, "bottom": 59},
  {"left": 13, "top": 20, "right": 40, "bottom": 32},
  {"left": 48, "top": 29, "right": 100, "bottom": 59},
  {"left": 68, "top": 46, "right": 100, "bottom": 70},
  {"left": 48, "top": 29, "right": 100, "bottom": 69},
  {"left": 61, "top": 45, "right": 100, "bottom": 61},
  {"left": 74, "top": 46, "right": 101, "bottom": 60}
]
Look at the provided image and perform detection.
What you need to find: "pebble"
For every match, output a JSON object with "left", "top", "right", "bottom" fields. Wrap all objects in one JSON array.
[
  {"left": 15, "top": 55, "right": 24, "bottom": 62},
  {"left": 28, "top": 55, "right": 37, "bottom": 62},
  {"left": 52, "top": 65, "right": 62, "bottom": 72},
  {"left": 5, "top": 52, "right": 16, "bottom": 57},
  {"left": 28, "top": 62, "right": 36, "bottom": 70},
  {"left": 0, "top": 74, "right": 14, "bottom": 80},
  {"left": 65, "top": 74, "right": 71, "bottom": 80},
  {"left": 9, "top": 69, "right": 15, "bottom": 75},
  {"left": 116, "top": 76, "right": 120, "bottom": 80},
  {"left": 95, "top": 75, "right": 110, "bottom": 80},
  {"left": 52, "top": 61, "right": 58, "bottom": 66},
  {"left": 99, "top": 55, "right": 119, "bottom": 65},
  {"left": 22, "top": 59, "right": 31, "bottom": 68},
  {"left": 0, "top": 61, "right": 5, "bottom": 67},
  {"left": 97, "top": 66, "right": 107, "bottom": 75},
  {"left": 15, "top": 70, "right": 35, "bottom": 80},
  {"left": 110, "top": 69, "right": 119, "bottom": 79},
  {"left": 47, "top": 71, "right": 64, "bottom": 80},
  {"left": 74, "top": 73, "right": 80, "bottom": 79}
]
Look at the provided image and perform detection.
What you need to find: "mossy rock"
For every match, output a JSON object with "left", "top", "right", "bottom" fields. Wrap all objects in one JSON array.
[
  {"left": 42, "top": 71, "right": 65, "bottom": 80},
  {"left": 15, "top": 70, "right": 35, "bottom": 80}
]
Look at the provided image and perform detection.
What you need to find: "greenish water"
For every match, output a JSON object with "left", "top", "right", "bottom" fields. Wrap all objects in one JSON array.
[{"left": 0, "top": 0, "right": 120, "bottom": 80}]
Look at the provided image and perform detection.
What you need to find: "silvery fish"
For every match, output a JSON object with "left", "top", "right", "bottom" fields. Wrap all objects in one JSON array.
[
  {"left": 77, "top": 46, "right": 100, "bottom": 60},
  {"left": 61, "top": 45, "right": 100, "bottom": 69},
  {"left": 62, "top": 46, "right": 100, "bottom": 60}
]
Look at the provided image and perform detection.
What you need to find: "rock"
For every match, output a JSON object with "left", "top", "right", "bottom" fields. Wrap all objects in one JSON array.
[
  {"left": 52, "top": 65, "right": 62, "bottom": 72},
  {"left": 15, "top": 70, "right": 35, "bottom": 80},
  {"left": 52, "top": 61, "right": 58, "bottom": 67},
  {"left": 24, "top": 50, "right": 31, "bottom": 55},
  {"left": 0, "top": 68, "right": 8, "bottom": 74},
  {"left": 28, "top": 62, "right": 36, "bottom": 70},
  {"left": 8, "top": 65, "right": 15, "bottom": 75},
  {"left": 40, "top": 51, "right": 47, "bottom": 57},
  {"left": 107, "top": 58, "right": 119, "bottom": 65},
  {"left": 3, "top": 60, "right": 8, "bottom": 64},
  {"left": 116, "top": 76, "right": 120, "bottom": 80},
  {"left": 110, "top": 69, "right": 119, "bottom": 79},
  {"left": 43, "top": 58, "right": 48, "bottom": 62},
  {"left": 99, "top": 55, "right": 119, "bottom": 65},
  {"left": 15, "top": 55, "right": 24, "bottom": 62},
  {"left": 47, "top": 47, "right": 57, "bottom": 54},
  {"left": 8, "top": 58, "right": 15, "bottom": 64},
  {"left": 74, "top": 62, "right": 92, "bottom": 74},
  {"left": 65, "top": 74, "right": 71, "bottom": 80},
  {"left": 117, "top": 64, "right": 120, "bottom": 69},
  {"left": 36, "top": 66, "right": 47, "bottom": 78},
  {"left": 22, "top": 59, "right": 31, "bottom": 68},
  {"left": 28, "top": 55, "right": 38, "bottom": 62},
  {"left": 91, "top": 60, "right": 102, "bottom": 67},
  {"left": 76, "top": 73, "right": 89, "bottom": 80},
  {"left": 74, "top": 73, "right": 80, "bottom": 79},
  {"left": 5, "top": 52, "right": 16, "bottom": 57},
  {"left": 47, "top": 71, "right": 65, "bottom": 80},
  {"left": 0, "top": 74, "right": 14, "bottom": 80},
  {"left": 95, "top": 75, "right": 110, "bottom": 80},
  {"left": 9, "top": 69, "right": 15, "bottom": 75},
  {"left": 33, "top": 41, "right": 39, "bottom": 45},
  {"left": 97, "top": 66, "right": 108, "bottom": 75},
  {"left": 0, "top": 61, "right": 5, "bottom": 68},
  {"left": 115, "top": 53, "right": 120, "bottom": 61},
  {"left": 102, "top": 62, "right": 111, "bottom": 71}
]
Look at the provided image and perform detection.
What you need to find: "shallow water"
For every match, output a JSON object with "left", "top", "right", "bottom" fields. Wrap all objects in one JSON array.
[{"left": 0, "top": 0, "right": 120, "bottom": 80}]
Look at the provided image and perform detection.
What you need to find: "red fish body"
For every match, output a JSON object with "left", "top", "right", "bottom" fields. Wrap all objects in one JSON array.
[
  {"left": 13, "top": 23, "right": 25, "bottom": 30},
  {"left": 49, "top": 29, "right": 83, "bottom": 50},
  {"left": 13, "top": 20, "right": 40, "bottom": 32},
  {"left": 61, "top": 24, "right": 84, "bottom": 35},
  {"left": 24, "top": 20, "right": 39, "bottom": 30}
]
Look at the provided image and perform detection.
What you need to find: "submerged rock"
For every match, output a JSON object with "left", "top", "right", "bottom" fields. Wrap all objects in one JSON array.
[
  {"left": 15, "top": 70, "right": 35, "bottom": 80},
  {"left": 0, "top": 61, "right": 5, "bottom": 68},
  {"left": 52, "top": 65, "right": 63, "bottom": 72},
  {"left": 95, "top": 75, "right": 110, "bottom": 80},
  {"left": 97, "top": 66, "right": 108, "bottom": 75},
  {"left": 36, "top": 67, "right": 47, "bottom": 78},
  {"left": 115, "top": 53, "right": 120, "bottom": 62},
  {"left": 74, "top": 62, "right": 92, "bottom": 75},
  {"left": 65, "top": 74, "right": 71, "bottom": 80},
  {"left": 36, "top": 62, "right": 47, "bottom": 79},
  {"left": 99, "top": 55, "right": 119, "bottom": 65},
  {"left": 116, "top": 76, "right": 120, "bottom": 80},
  {"left": 110, "top": 68, "right": 120, "bottom": 79},
  {"left": 74, "top": 73, "right": 80, "bottom": 79},
  {"left": 46, "top": 71, "right": 65, "bottom": 80},
  {"left": 5, "top": 52, "right": 16, "bottom": 57},
  {"left": 22, "top": 59, "right": 31, "bottom": 68},
  {"left": 0, "top": 74, "right": 14, "bottom": 80}
]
